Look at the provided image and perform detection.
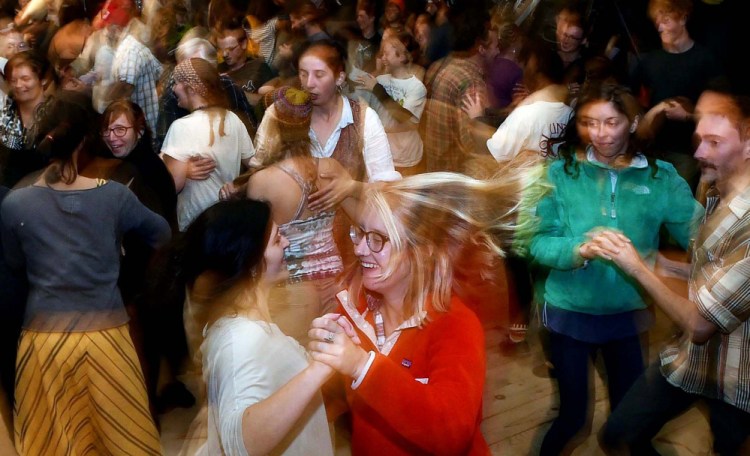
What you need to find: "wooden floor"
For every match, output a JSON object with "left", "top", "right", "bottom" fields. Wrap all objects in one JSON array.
[{"left": 0, "top": 257, "right": 715, "bottom": 456}]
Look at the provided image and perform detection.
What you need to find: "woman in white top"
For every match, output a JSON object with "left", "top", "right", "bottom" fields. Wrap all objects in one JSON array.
[
  {"left": 355, "top": 32, "right": 427, "bottom": 175},
  {"left": 179, "top": 199, "right": 336, "bottom": 456},
  {"left": 161, "top": 58, "right": 254, "bottom": 231}
]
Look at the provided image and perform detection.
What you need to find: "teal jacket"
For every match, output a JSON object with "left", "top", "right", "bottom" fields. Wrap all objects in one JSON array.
[{"left": 530, "top": 152, "right": 704, "bottom": 315}]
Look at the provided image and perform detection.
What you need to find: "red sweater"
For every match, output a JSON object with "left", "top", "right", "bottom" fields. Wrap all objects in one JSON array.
[{"left": 335, "top": 293, "right": 490, "bottom": 456}]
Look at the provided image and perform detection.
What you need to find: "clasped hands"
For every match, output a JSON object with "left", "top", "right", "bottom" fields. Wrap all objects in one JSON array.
[
  {"left": 578, "top": 229, "right": 645, "bottom": 276},
  {"left": 307, "top": 313, "right": 370, "bottom": 380}
]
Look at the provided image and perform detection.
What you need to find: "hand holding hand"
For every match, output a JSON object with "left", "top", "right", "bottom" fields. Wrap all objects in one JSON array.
[
  {"left": 586, "top": 230, "right": 645, "bottom": 276},
  {"left": 308, "top": 315, "right": 368, "bottom": 378}
]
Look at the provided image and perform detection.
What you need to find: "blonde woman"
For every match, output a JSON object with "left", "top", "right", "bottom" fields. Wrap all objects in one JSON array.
[
  {"left": 308, "top": 164, "right": 546, "bottom": 455},
  {"left": 161, "top": 58, "right": 254, "bottom": 231}
]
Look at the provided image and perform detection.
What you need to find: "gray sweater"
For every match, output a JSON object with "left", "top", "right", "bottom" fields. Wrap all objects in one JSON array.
[{"left": 1, "top": 181, "right": 171, "bottom": 332}]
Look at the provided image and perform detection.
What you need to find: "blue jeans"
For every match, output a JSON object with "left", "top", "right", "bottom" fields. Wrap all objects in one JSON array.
[
  {"left": 540, "top": 331, "right": 645, "bottom": 455},
  {"left": 601, "top": 361, "right": 750, "bottom": 455}
]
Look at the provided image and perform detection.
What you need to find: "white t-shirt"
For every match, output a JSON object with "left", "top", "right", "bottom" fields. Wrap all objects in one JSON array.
[
  {"left": 161, "top": 110, "right": 254, "bottom": 231},
  {"left": 199, "top": 317, "right": 333, "bottom": 456},
  {"left": 368, "top": 74, "right": 426, "bottom": 167},
  {"left": 487, "top": 101, "right": 573, "bottom": 161}
]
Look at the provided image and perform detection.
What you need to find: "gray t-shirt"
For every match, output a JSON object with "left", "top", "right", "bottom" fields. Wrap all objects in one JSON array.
[{"left": 1, "top": 180, "right": 171, "bottom": 332}]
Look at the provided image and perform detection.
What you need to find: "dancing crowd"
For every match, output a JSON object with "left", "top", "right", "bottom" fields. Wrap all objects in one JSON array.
[{"left": 0, "top": 0, "right": 748, "bottom": 454}]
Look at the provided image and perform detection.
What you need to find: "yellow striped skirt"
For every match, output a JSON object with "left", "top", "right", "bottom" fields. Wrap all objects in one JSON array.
[{"left": 14, "top": 325, "right": 162, "bottom": 456}]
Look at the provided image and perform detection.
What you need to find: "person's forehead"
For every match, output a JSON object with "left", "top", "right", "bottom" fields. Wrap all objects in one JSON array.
[{"left": 218, "top": 36, "right": 240, "bottom": 47}]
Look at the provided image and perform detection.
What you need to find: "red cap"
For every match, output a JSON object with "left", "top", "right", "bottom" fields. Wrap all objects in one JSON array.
[
  {"left": 93, "top": 0, "right": 134, "bottom": 30},
  {"left": 387, "top": 0, "right": 405, "bottom": 12}
]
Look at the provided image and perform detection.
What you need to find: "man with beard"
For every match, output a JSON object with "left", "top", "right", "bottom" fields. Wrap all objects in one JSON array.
[{"left": 594, "top": 89, "right": 750, "bottom": 455}]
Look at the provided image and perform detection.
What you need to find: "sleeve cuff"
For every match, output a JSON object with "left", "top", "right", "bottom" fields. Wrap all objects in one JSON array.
[
  {"left": 351, "top": 351, "right": 376, "bottom": 390},
  {"left": 368, "top": 171, "right": 402, "bottom": 182}
]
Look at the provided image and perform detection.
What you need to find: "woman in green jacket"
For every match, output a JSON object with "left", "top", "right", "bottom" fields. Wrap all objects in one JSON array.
[{"left": 529, "top": 82, "right": 703, "bottom": 455}]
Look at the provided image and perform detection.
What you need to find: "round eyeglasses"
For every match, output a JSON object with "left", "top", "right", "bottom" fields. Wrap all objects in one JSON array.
[
  {"left": 101, "top": 125, "right": 134, "bottom": 138},
  {"left": 349, "top": 225, "right": 390, "bottom": 253}
]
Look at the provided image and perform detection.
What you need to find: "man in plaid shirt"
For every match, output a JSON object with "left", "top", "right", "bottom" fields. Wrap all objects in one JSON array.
[{"left": 591, "top": 89, "right": 750, "bottom": 454}]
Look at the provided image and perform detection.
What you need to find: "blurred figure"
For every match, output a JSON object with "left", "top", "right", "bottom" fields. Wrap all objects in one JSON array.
[
  {"left": 601, "top": 88, "right": 750, "bottom": 456},
  {"left": 289, "top": 0, "right": 330, "bottom": 42},
  {"left": 107, "top": 17, "right": 163, "bottom": 133},
  {"left": 1, "top": 99, "right": 169, "bottom": 456},
  {"left": 161, "top": 58, "right": 254, "bottom": 232},
  {"left": 176, "top": 199, "right": 334, "bottom": 455},
  {"left": 238, "top": 87, "right": 344, "bottom": 342},
  {"left": 216, "top": 18, "right": 274, "bottom": 107},
  {"left": 463, "top": 41, "right": 572, "bottom": 162},
  {"left": 419, "top": 4, "right": 494, "bottom": 172},
  {"left": 155, "top": 33, "right": 257, "bottom": 151},
  {"left": 631, "top": 0, "right": 728, "bottom": 191},
  {"left": 307, "top": 160, "right": 546, "bottom": 455},
  {"left": 348, "top": 0, "right": 381, "bottom": 75},
  {"left": 529, "top": 82, "right": 701, "bottom": 455},
  {"left": 356, "top": 32, "right": 426, "bottom": 175}
]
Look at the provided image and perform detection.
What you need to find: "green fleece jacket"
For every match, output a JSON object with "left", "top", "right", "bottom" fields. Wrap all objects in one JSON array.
[{"left": 530, "top": 152, "right": 704, "bottom": 315}]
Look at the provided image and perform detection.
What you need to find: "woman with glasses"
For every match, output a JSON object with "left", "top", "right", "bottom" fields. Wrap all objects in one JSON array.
[
  {"left": 83, "top": 99, "right": 183, "bottom": 415},
  {"left": 96, "top": 99, "right": 177, "bottom": 229},
  {"left": 305, "top": 163, "right": 545, "bottom": 455}
]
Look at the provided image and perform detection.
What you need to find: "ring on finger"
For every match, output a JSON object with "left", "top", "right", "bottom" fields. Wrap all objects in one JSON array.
[{"left": 324, "top": 332, "right": 335, "bottom": 344}]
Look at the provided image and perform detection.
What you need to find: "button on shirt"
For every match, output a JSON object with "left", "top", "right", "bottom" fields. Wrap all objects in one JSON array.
[{"left": 661, "top": 186, "right": 750, "bottom": 413}]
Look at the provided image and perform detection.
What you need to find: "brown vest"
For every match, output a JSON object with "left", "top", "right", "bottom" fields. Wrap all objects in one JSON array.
[{"left": 331, "top": 97, "right": 367, "bottom": 181}]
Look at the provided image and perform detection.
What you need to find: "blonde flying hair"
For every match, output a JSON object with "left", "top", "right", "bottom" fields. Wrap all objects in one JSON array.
[{"left": 349, "top": 158, "right": 549, "bottom": 323}]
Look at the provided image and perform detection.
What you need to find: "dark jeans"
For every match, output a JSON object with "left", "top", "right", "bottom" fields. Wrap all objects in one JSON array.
[
  {"left": 602, "top": 361, "right": 750, "bottom": 455},
  {"left": 540, "top": 331, "right": 645, "bottom": 455}
]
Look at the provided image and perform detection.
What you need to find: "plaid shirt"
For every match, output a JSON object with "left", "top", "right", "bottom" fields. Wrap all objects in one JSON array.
[
  {"left": 419, "top": 56, "right": 486, "bottom": 172},
  {"left": 112, "top": 34, "right": 162, "bottom": 134},
  {"left": 661, "top": 186, "right": 750, "bottom": 413}
]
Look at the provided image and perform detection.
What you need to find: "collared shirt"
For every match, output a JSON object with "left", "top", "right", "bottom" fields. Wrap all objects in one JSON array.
[
  {"left": 112, "top": 33, "right": 162, "bottom": 134},
  {"left": 420, "top": 56, "right": 485, "bottom": 172},
  {"left": 307, "top": 96, "right": 400, "bottom": 182},
  {"left": 661, "top": 185, "right": 750, "bottom": 413}
]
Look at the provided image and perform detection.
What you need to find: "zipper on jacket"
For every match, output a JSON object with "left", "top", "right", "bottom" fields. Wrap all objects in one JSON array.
[{"left": 609, "top": 170, "right": 617, "bottom": 219}]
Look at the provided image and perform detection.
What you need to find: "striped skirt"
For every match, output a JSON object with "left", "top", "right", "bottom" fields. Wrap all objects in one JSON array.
[{"left": 14, "top": 325, "right": 162, "bottom": 456}]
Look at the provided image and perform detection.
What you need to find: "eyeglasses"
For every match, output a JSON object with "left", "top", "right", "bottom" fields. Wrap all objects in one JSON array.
[
  {"left": 101, "top": 125, "right": 134, "bottom": 138},
  {"left": 349, "top": 225, "right": 390, "bottom": 253}
]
